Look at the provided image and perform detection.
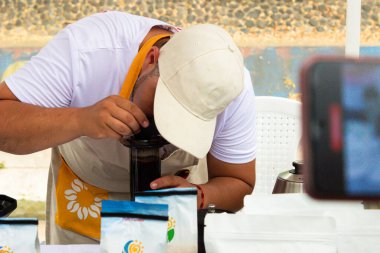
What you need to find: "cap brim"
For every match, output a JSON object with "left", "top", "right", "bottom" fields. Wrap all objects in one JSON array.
[{"left": 154, "top": 78, "right": 216, "bottom": 159}]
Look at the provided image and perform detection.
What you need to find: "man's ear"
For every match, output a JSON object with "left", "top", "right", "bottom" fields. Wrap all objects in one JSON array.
[{"left": 141, "top": 46, "right": 160, "bottom": 75}]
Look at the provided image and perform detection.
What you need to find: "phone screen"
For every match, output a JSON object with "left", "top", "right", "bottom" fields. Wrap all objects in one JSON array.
[{"left": 342, "top": 63, "right": 380, "bottom": 196}]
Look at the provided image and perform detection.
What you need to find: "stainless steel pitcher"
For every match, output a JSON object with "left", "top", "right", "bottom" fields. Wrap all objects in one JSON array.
[{"left": 272, "top": 161, "right": 304, "bottom": 194}]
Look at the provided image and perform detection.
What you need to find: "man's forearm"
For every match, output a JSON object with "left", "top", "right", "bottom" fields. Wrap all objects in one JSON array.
[
  {"left": 201, "top": 177, "right": 253, "bottom": 212},
  {"left": 0, "top": 100, "right": 81, "bottom": 154}
]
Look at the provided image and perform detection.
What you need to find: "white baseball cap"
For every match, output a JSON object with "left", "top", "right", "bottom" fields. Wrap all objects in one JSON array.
[{"left": 154, "top": 24, "right": 244, "bottom": 158}]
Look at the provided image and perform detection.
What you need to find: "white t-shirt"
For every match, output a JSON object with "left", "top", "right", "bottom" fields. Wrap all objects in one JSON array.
[{"left": 5, "top": 11, "right": 256, "bottom": 190}]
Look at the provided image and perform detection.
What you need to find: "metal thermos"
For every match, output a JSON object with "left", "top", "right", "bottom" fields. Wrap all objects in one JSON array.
[
  {"left": 272, "top": 160, "right": 304, "bottom": 194},
  {"left": 121, "top": 117, "right": 167, "bottom": 200}
]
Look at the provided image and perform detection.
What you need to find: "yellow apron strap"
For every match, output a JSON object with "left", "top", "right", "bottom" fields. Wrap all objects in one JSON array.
[{"left": 119, "top": 34, "right": 171, "bottom": 99}]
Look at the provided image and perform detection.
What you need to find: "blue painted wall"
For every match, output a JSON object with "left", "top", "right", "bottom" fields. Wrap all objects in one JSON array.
[{"left": 1, "top": 46, "right": 380, "bottom": 98}]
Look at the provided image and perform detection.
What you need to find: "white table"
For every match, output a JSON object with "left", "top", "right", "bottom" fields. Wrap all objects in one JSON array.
[
  {"left": 41, "top": 194, "right": 380, "bottom": 253},
  {"left": 41, "top": 245, "right": 100, "bottom": 253}
]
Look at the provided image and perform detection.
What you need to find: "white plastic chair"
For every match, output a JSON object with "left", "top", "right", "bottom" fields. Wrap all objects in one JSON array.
[{"left": 254, "top": 96, "right": 302, "bottom": 195}]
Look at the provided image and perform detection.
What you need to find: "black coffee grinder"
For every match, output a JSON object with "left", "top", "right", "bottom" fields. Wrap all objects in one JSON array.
[{"left": 121, "top": 117, "right": 167, "bottom": 200}]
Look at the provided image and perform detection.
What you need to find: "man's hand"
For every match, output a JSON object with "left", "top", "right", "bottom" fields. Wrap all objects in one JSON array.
[
  {"left": 149, "top": 154, "right": 256, "bottom": 211},
  {"left": 150, "top": 175, "right": 194, "bottom": 189},
  {"left": 150, "top": 176, "right": 203, "bottom": 208},
  {"left": 78, "top": 95, "right": 149, "bottom": 140}
]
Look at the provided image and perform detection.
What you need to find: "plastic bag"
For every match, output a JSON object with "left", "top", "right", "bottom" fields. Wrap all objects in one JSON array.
[
  {"left": 135, "top": 187, "right": 198, "bottom": 253},
  {"left": 0, "top": 218, "right": 40, "bottom": 253},
  {"left": 100, "top": 200, "right": 168, "bottom": 253}
]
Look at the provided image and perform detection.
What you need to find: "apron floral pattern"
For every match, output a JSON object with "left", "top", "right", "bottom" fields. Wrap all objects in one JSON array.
[
  {"left": 64, "top": 179, "right": 103, "bottom": 220},
  {"left": 55, "top": 159, "right": 108, "bottom": 240}
]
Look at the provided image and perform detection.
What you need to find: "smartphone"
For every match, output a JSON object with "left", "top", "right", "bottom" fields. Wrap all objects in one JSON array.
[{"left": 301, "top": 56, "right": 380, "bottom": 199}]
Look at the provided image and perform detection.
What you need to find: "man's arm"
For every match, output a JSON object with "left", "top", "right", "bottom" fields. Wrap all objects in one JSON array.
[
  {"left": 201, "top": 153, "right": 255, "bottom": 212},
  {"left": 150, "top": 153, "right": 255, "bottom": 212},
  {"left": 0, "top": 81, "right": 148, "bottom": 154}
]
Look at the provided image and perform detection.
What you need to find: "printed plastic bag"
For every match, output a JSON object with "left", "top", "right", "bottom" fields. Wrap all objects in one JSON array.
[
  {"left": 135, "top": 187, "right": 198, "bottom": 253},
  {"left": 100, "top": 200, "right": 168, "bottom": 253},
  {"left": 0, "top": 218, "right": 40, "bottom": 253}
]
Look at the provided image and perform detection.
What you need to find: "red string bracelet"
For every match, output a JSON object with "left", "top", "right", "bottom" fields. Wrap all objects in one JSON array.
[{"left": 194, "top": 184, "right": 205, "bottom": 209}]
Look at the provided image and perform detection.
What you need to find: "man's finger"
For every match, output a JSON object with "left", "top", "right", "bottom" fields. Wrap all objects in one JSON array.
[
  {"left": 106, "top": 117, "right": 133, "bottom": 137},
  {"left": 115, "top": 97, "right": 149, "bottom": 128},
  {"left": 150, "top": 176, "right": 183, "bottom": 189},
  {"left": 110, "top": 106, "right": 141, "bottom": 134}
]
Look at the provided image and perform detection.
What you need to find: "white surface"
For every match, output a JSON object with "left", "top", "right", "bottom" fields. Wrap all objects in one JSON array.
[
  {"left": 254, "top": 96, "right": 302, "bottom": 195},
  {"left": 0, "top": 168, "right": 48, "bottom": 201},
  {"left": 40, "top": 245, "right": 100, "bottom": 253},
  {"left": 0, "top": 149, "right": 50, "bottom": 201},
  {"left": 330, "top": 210, "right": 380, "bottom": 253},
  {"left": 0, "top": 149, "right": 51, "bottom": 169},
  {"left": 205, "top": 213, "right": 337, "bottom": 253},
  {"left": 242, "top": 193, "right": 380, "bottom": 253},
  {"left": 345, "top": 0, "right": 361, "bottom": 57},
  {"left": 242, "top": 193, "right": 363, "bottom": 215}
]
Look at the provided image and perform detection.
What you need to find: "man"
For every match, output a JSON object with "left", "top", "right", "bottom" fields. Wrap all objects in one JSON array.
[{"left": 0, "top": 11, "right": 256, "bottom": 244}]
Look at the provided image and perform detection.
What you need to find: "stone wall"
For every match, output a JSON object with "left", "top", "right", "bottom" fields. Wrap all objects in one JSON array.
[
  {"left": 1, "top": 1, "right": 379, "bottom": 98},
  {"left": 0, "top": 0, "right": 379, "bottom": 47}
]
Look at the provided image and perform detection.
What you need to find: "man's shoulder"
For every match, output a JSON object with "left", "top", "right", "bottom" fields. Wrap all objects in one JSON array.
[
  {"left": 65, "top": 11, "right": 167, "bottom": 50},
  {"left": 223, "top": 68, "right": 255, "bottom": 114},
  {"left": 215, "top": 68, "right": 255, "bottom": 134}
]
